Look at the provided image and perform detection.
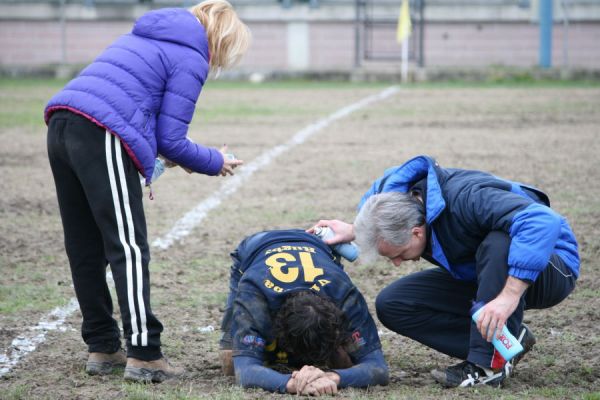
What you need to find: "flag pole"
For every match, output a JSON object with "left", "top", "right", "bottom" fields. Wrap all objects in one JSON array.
[
  {"left": 401, "top": 37, "right": 409, "bottom": 83},
  {"left": 397, "top": 0, "right": 412, "bottom": 83}
]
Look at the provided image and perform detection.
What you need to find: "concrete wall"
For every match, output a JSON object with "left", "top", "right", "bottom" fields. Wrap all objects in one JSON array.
[
  {"left": 1, "top": 1, "right": 599, "bottom": 73},
  {"left": 425, "top": 22, "right": 600, "bottom": 67}
]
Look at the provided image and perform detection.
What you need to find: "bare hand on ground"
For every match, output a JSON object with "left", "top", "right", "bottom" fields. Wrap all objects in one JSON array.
[
  {"left": 302, "top": 376, "right": 338, "bottom": 396},
  {"left": 292, "top": 365, "right": 326, "bottom": 395}
]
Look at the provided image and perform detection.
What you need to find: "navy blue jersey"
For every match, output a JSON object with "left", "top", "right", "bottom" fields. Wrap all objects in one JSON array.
[{"left": 229, "top": 230, "right": 381, "bottom": 365}]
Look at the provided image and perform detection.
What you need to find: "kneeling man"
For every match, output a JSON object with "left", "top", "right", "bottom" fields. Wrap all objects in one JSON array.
[
  {"left": 314, "top": 155, "right": 579, "bottom": 388},
  {"left": 220, "top": 229, "right": 389, "bottom": 396}
]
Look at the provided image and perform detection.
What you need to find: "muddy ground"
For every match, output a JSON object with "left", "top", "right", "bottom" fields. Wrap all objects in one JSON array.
[{"left": 0, "top": 80, "right": 599, "bottom": 399}]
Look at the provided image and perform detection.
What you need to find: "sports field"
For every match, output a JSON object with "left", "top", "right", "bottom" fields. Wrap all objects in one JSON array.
[{"left": 0, "top": 78, "right": 599, "bottom": 399}]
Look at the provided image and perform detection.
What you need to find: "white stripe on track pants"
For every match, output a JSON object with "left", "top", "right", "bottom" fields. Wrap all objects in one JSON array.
[{"left": 47, "top": 109, "right": 163, "bottom": 361}]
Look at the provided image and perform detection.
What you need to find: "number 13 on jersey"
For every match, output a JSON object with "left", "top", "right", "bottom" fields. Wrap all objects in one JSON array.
[{"left": 263, "top": 251, "right": 331, "bottom": 293}]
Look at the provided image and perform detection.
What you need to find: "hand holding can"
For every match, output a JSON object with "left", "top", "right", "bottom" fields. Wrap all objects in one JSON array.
[
  {"left": 470, "top": 301, "right": 523, "bottom": 361},
  {"left": 219, "top": 145, "right": 243, "bottom": 176},
  {"left": 314, "top": 226, "right": 360, "bottom": 262}
]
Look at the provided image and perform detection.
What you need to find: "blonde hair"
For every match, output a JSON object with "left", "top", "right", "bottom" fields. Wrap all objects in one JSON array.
[{"left": 190, "top": 0, "right": 251, "bottom": 72}]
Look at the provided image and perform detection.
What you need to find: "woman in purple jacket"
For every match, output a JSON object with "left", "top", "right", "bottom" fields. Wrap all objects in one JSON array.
[{"left": 45, "top": 0, "right": 250, "bottom": 383}]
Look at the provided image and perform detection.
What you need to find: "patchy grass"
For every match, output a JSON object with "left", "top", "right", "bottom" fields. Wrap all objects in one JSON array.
[
  {"left": 0, "top": 282, "right": 67, "bottom": 315},
  {"left": 1, "top": 79, "right": 599, "bottom": 399},
  {"left": 0, "top": 384, "right": 33, "bottom": 400}
]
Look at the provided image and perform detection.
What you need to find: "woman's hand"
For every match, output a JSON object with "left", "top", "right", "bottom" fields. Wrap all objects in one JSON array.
[{"left": 218, "top": 144, "right": 243, "bottom": 176}]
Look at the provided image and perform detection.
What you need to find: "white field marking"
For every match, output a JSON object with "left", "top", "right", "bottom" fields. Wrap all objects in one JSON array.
[
  {"left": 0, "top": 298, "right": 79, "bottom": 377},
  {"left": 0, "top": 85, "right": 399, "bottom": 377},
  {"left": 152, "top": 85, "right": 400, "bottom": 250},
  {"left": 0, "top": 275, "right": 116, "bottom": 377},
  {"left": 198, "top": 325, "right": 215, "bottom": 333}
]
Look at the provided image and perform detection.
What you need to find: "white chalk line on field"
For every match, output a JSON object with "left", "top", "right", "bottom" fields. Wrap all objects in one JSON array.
[
  {"left": 0, "top": 85, "right": 400, "bottom": 377},
  {"left": 0, "top": 298, "right": 79, "bottom": 376},
  {"left": 0, "top": 274, "right": 116, "bottom": 378},
  {"left": 152, "top": 85, "right": 400, "bottom": 250}
]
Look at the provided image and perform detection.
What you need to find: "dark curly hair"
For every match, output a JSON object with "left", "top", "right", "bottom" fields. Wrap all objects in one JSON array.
[{"left": 273, "top": 291, "right": 350, "bottom": 367}]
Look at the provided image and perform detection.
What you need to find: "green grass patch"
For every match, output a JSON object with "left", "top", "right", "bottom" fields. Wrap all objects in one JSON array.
[
  {"left": 583, "top": 392, "right": 600, "bottom": 400},
  {"left": 0, "top": 78, "right": 68, "bottom": 89},
  {"left": 196, "top": 103, "right": 319, "bottom": 121},
  {"left": 2, "top": 77, "right": 596, "bottom": 133},
  {"left": 0, "top": 96, "right": 49, "bottom": 130},
  {"left": 571, "top": 287, "right": 600, "bottom": 299},
  {"left": 0, "top": 79, "right": 64, "bottom": 131},
  {"left": 0, "top": 259, "right": 73, "bottom": 317},
  {"left": 123, "top": 383, "right": 194, "bottom": 400},
  {"left": 521, "top": 386, "right": 587, "bottom": 399},
  {"left": 205, "top": 79, "right": 388, "bottom": 90},
  {"left": 0, "top": 384, "right": 33, "bottom": 400},
  {"left": 122, "top": 382, "right": 247, "bottom": 400},
  {"left": 2, "top": 77, "right": 599, "bottom": 92},
  {"left": 0, "top": 282, "right": 66, "bottom": 315},
  {"left": 209, "top": 78, "right": 600, "bottom": 90},
  {"left": 408, "top": 78, "right": 600, "bottom": 89}
]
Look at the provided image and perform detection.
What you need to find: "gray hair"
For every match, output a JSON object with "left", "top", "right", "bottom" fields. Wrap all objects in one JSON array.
[{"left": 354, "top": 192, "right": 425, "bottom": 263}]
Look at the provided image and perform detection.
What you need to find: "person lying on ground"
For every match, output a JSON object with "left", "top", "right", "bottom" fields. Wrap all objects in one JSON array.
[{"left": 219, "top": 229, "right": 389, "bottom": 396}]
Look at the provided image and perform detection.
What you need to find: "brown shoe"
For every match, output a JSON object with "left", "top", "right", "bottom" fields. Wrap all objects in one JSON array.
[
  {"left": 86, "top": 350, "right": 127, "bottom": 375},
  {"left": 124, "top": 357, "right": 185, "bottom": 383}
]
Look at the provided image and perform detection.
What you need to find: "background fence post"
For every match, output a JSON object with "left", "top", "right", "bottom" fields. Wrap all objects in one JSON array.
[{"left": 539, "top": 0, "right": 553, "bottom": 68}]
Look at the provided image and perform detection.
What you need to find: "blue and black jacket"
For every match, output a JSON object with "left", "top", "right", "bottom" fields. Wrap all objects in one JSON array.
[
  {"left": 359, "top": 156, "right": 579, "bottom": 282},
  {"left": 225, "top": 230, "right": 388, "bottom": 393}
]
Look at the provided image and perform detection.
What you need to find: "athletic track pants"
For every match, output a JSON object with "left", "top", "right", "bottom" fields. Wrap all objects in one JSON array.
[
  {"left": 375, "top": 231, "right": 576, "bottom": 368},
  {"left": 47, "top": 110, "right": 162, "bottom": 361}
]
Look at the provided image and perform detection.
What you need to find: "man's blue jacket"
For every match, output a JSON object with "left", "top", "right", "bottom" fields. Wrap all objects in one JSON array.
[{"left": 359, "top": 156, "right": 579, "bottom": 282}]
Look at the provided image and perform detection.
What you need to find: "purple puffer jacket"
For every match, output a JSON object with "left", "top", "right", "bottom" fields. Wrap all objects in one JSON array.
[{"left": 45, "top": 8, "right": 223, "bottom": 184}]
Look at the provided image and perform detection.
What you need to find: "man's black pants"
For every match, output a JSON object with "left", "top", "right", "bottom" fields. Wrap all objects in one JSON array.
[
  {"left": 47, "top": 110, "right": 162, "bottom": 361},
  {"left": 375, "top": 231, "right": 576, "bottom": 367}
]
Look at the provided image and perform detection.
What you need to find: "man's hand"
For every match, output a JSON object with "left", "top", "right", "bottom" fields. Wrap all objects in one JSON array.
[
  {"left": 307, "top": 220, "right": 354, "bottom": 245},
  {"left": 302, "top": 376, "right": 338, "bottom": 396},
  {"left": 287, "top": 368, "right": 340, "bottom": 396},
  {"left": 476, "top": 276, "right": 529, "bottom": 342},
  {"left": 291, "top": 365, "right": 326, "bottom": 394}
]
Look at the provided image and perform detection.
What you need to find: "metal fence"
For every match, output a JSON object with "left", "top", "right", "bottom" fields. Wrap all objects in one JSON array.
[
  {"left": 1, "top": 0, "right": 597, "bottom": 71},
  {"left": 356, "top": 0, "right": 425, "bottom": 67}
]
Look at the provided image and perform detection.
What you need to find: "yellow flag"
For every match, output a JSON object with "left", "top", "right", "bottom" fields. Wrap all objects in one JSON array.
[{"left": 397, "top": 0, "right": 412, "bottom": 43}]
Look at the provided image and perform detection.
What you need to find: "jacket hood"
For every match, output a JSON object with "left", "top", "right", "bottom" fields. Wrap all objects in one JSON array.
[
  {"left": 133, "top": 8, "right": 208, "bottom": 57},
  {"left": 358, "top": 155, "right": 447, "bottom": 224}
]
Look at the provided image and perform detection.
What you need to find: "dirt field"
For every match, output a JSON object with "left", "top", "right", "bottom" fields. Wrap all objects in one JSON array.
[{"left": 1, "top": 79, "right": 599, "bottom": 399}]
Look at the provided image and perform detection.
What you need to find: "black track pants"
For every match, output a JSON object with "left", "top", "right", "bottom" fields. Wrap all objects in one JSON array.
[
  {"left": 375, "top": 231, "right": 576, "bottom": 368},
  {"left": 47, "top": 110, "right": 162, "bottom": 361}
]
